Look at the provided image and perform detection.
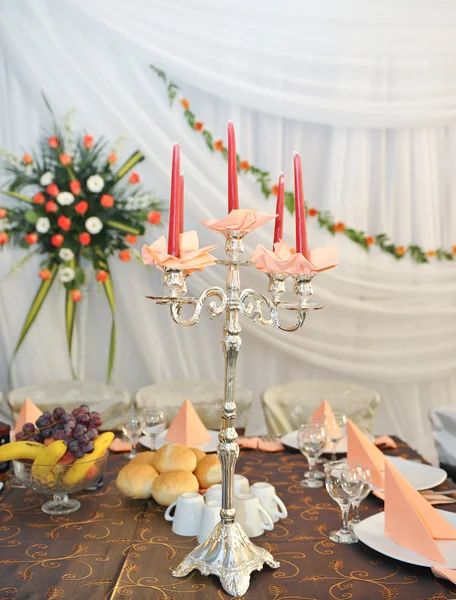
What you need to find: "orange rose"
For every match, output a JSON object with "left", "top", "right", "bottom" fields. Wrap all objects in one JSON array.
[
  {"left": 25, "top": 233, "right": 38, "bottom": 245},
  {"left": 107, "top": 152, "right": 117, "bottom": 164},
  {"left": 147, "top": 211, "right": 161, "bottom": 225},
  {"left": 71, "top": 289, "right": 82, "bottom": 302},
  {"left": 96, "top": 270, "right": 109, "bottom": 283},
  {"left": 333, "top": 222, "right": 346, "bottom": 233},
  {"left": 74, "top": 201, "right": 89, "bottom": 214},
  {"left": 33, "top": 193, "right": 45, "bottom": 205},
  {"left": 427, "top": 250, "right": 436, "bottom": 257},
  {"left": 46, "top": 184, "right": 59, "bottom": 198},
  {"left": 396, "top": 246, "right": 406, "bottom": 256},
  {"left": 59, "top": 154, "right": 72, "bottom": 166},
  {"left": 58, "top": 215, "right": 71, "bottom": 231},
  {"left": 308, "top": 208, "right": 319, "bottom": 217},
  {"left": 239, "top": 160, "right": 250, "bottom": 170},
  {"left": 69, "top": 180, "right": 81, "bottom": 195},
  {"left": 48, "top": 136, "right": 59, "bottom": 148},
  {"left": 180, "top": 98, "right": 190, "bottom": 109},
  {"left": 83, "top": 135, "right": 94, "bottom": 149},
  {"left": 45, "top": 200, "right": 58, "bottom": 213},
  {"left": 100, "top": 194, "right": 114, "bottom": 208},
  {"left": 194, "top": 122, "right": 204, "bottom": 131},
  {"left": 452, "top": 245, "right": 456, "bottom": 256},
  {"left": 39, "top": 269, "right": 52, "bottom": 280},
  {"left": 51, "top": 234, "right": 64, "bottom": 247},
  {"left": 214, "top": 140, "right": 224, "bottom": 151},
  {"left": 365, "top": 236, "right": 374, "bottom": 245},
  {"left": 271, "top": 185, "right": 279, "bottom": 196},
  {"left": 119, "top": 249, "right": 131, "bottom": 262},
  {"left": 129, "top": 172, "right": 140, "bottom": 184},
  {"left": 23, "top": 154, "right": 33, "bottom": 165},
  {"left": 79, "top": 232, "right": 91, "bottom": 246},
  {"left": 0, "top": 208, "right": 7, "bottom": 218},
  {"left": 125, "top": 234, "right": 137, "bottom": 244},
  {"left": 0, "top": 232, "right": 8, "bottom": 245}
]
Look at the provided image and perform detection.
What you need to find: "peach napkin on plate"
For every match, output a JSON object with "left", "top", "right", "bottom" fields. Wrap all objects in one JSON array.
[
  {"left": 312, "top": 399, "right": 341, "bottom": 439},
  {"left": 373, "top": 489, "right": 456, "bottom": 506},
  {"left": 431, "top": 566, "right": 456, "bottom": 584},
  {"left": 165, "top": 399, "right": 211, "bottom": 446},
  {"left": 251, "top": 240, "right": 338, "bottom": 275},
  {"left": 347, "top": 419, "right": 386, "bottom": 488},
  {"left": 202, "top": 209, "right": 276, "bottom": 234},
  {"left": 237, "top": 436, "right": 284, "bottom": 452},
  {"left": 385, "top": 459, "right": 456, "bottom": 563},
  {"left": 142, "top": 230, "right": 217, "bottom": 271},
  {"left": 13, "top": 398, "right": 43, "bottom": 441}
]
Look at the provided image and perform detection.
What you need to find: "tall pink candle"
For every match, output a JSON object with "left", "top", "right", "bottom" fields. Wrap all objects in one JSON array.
[
  {"left": 178, "top": 173, "right": 184, "bottom": 257},
  {"left": 167, "top": 144, "right": 180, "bottom": 257},
  {"left": 273, "top": 174, "right": 284, "bottom": 248},
  {"left": 228, "top": 122, "right": 239, "bottom": 212},
  {"left": 293, "top": 153, "right": 309, "bottom": 258}
]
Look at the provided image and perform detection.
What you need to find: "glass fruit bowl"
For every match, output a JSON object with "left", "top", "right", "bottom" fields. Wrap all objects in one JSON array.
[{"left": 13, "top": 452, "right": 109, "bottom": 515}]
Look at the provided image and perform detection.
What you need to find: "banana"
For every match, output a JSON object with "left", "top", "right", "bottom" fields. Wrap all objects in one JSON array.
[
  {"left": 0, "top": 440, "right": 45, "bottom": 462},
  {"left": 32, "top": 440, "right": 67, "bottom": 486},
  {"left": 62, "top": 431, "right": 114, "bottom": 488}
]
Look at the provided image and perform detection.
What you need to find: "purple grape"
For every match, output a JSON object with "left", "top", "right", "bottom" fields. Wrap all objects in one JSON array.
[
  {"left": 90, "top": 415, "right": 102, "bottom": 428},
  {"left": 77, "top": 434, "right": 89, "bottom": 447},
  {"left": 61, "top": 413, "right": 73, "bottom": 424},
  {"left": 78, "top": 405, "right": 90, "bottom": 414},
  {"left": 86, "top": 428, "right": 98, "bottom": 441},
  {"left": 53, "top": 430, "right": 66, "bottom": 440},
  {"left": 76, "top": 414, "right": 90, "bottom": 426},
  {"left": 68, "top": 440, "right": 79, "bottom": 454},
  {"left": 73, "top": 424, "right": 87, "bottom": 438},
  {"left": 42, "top": 428, "right": 53, "bottom": 439},
  {"left": 22, "top": 422, "right": 36, "bottom": 435},
  {"left": 63, "top": 426, "right": 73, "bottom": 437},
  {"left": 81, "top": 442, "right": 94, "bottom": 453},
  {"left": 52, "top": 407, "right": 65, "bottom": 420},
  {"left": 73, "top": 449, "right": 84, "bottom": 459},
  {"left": 31, "top": 433, "right": 44, "bottom": 443},
  {"left": 36, "top": 415, "right": 50, "bottom": 428},
  {"left": 42, "top": 411, "right": 52, "bottom": 419},
  {"left": 15, "top": 431, "right": 26, "bottom": 441}
]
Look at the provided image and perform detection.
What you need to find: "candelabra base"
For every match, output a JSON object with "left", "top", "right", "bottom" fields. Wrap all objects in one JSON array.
[{"left": 172, "top": 522, "right": 280, "bottom": 596}]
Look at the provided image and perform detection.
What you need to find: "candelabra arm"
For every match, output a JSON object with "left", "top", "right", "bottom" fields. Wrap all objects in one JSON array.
[{"left": 169, "top": 286, "right": 226, "bottom": 326}]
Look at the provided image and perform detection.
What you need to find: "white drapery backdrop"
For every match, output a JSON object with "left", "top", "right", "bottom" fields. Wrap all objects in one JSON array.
[{"left": 1, "top": 0, "right": 456, "bottom": 460}]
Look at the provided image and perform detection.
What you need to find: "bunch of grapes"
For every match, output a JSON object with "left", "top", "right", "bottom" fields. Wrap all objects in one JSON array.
[{"left": 15, "top": 404, "right": 103, "bottom": 459}]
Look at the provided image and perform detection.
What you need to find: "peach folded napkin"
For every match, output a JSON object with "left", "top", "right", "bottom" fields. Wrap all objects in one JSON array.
[
  {"left": 142, "top": 231, "right": 217, "bottom": 271},
  {"left": 13, "top": 398, "right": 43, "bottom": 441},
  {"left": 312, "top": 399, "right": 341, "bottom": 439},
  {"left": 431, "top": 566, "right": 456, "bottom": 584},
  {"left": 373, "top": 489, "right": 456, "bottom": 506},
  {"left": 251, "top": 240, "right": 338, "bottom": 275},
  {"left": 347, "top": 419, "right": 386, "bottom": 488},
  {"left": 202, "top": 209, "right": 276, "bottom": 234},
  {"left": 237, "top": 436, "right": 284, "bottom": 452},
  {"left": 165, "top": 399, "right": 211, "bottom": 446},
  {"left": 109, "top": 438, "right": 132, "bottom": 452},
  {"left": 374, "top": 435, "right": 398, "bottom": 449},
  {"left": 385, "top": 459, "right": 456, "bottom": 563}
]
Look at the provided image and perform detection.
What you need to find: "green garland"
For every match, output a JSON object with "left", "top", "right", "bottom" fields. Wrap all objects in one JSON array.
[{"left": 150, "top": 65, "right": 456, "bottom": 265}]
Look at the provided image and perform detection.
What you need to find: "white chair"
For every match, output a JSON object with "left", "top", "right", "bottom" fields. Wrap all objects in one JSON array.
[
  {"left": 134, "top": 379, "right": 254, "bottom": 430},
  {"left": 262, "top": 380, "right": 381, "bottom": 436},
  {"left": 429, "top": 406, "right": 456, "bottom": 468},
  {"left": 7, "top": 381, "right": 131, "bottom": 430}
]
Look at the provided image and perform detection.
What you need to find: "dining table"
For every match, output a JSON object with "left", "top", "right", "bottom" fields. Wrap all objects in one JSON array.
[{"left": 0, "top": 437, "right": 455, "bottom": 600}]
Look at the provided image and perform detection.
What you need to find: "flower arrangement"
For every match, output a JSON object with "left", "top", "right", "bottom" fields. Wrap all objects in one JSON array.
[{"left": 0, "top": 109, "right": 163, "bottom": 381}]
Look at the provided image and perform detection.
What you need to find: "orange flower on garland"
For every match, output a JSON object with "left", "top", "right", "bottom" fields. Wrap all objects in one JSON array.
[
  {"left": 39, "top": 269, "right": 52, "bottom": 280},
  {"left": 214, "top": 140, "right": 224, "bottom": 151},
  {"left": 23, "top": 154, "right": 33, "bottom": 165},
  {"left": 0, "top": 232, "right": 8, "bottom": 245},
  {"left": 59, "top": 154, "right": 72, "bottom": 166},
  {"left": 194, "top": 121, "right": 204, "bottom": 131},
  {"left": 271, "top": 184, "right": 279, "bottom": 196},
  {"left": 239, "top": 160, "right": 250, "bottom": 170},
  {"left": 333, "top": 222, "right": 346, "bottom": 233},
  {"left": 365, "top": 236, "right": 374, "bottom": 246},
  {"left": 453, "top": 245, "right": 456, "bottom": 256},
  {"left": 427, "top": 250, "right": 436, "bottom": 258},
  {"left": 396, "top": 246, "right": 406, "bottom": 256},
  {"left": 308, "top": 208, "right": 319, "bottom": 217},
  {"left": 180, "top": 98, "right": 190, "bottom": 109}
]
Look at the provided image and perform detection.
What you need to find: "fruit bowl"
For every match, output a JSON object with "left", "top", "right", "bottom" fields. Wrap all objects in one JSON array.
[{"left": 13, "top": 452, "right": 109, "bottom": 515}]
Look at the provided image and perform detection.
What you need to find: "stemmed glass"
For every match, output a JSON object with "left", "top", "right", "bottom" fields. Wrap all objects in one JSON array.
[
  {"left": 297, "top": 423, "right": 327, "bottom": 488},
  {"left": 327, "top": 412, "right": 347, "bottom": 461},
  {"left": 325, "top": 460, "right": 364, "bottom": 544},
  {"left": 121, "top": 413, "right": 143, "bottom": 460},
  {"left": 349, "top": 465, "right": 372, "bottom": 528},
  {"left": 308, "top": 415, "right": 327, "bottom": 478},
  {"left": 141, "top": 408, "right": 167, "bottom": 451}
]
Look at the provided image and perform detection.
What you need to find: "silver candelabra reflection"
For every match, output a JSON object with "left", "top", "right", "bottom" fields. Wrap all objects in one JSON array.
[{"left": 147, "top": 229, "right": 323, "bottom": 597}]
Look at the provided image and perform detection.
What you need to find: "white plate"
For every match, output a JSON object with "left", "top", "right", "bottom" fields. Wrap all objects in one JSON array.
[
  {"left": 354, "top": 510, "right": 456, "bottom": 568},
  {"left": 139, "top": 429, "right": 219, "bottom": 452},
  {"left": 377, "top": 456, "right": 447, "bottom": 492}
]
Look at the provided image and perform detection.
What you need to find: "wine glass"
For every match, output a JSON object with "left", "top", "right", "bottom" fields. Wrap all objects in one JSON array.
[
  {"left": 349, "top": 465, "right": 372, "bottom": 528},
  {"left": 325, "top": 460, "right": 364, "bottom": 544},
  {"left": 122, "top": 413, "right": 142, "bottom": 459},
  {"left": 327, "top": 412, "right": 347, "bottom": 461},
  {"left": 307, "top": 415, "right": 327, "bottom": 478},
  {"left": 297, "top": 423, "right": 326, "bottom": 488},
  {"left": 141, "top": 409, "right": 166, "bottom": 451}
]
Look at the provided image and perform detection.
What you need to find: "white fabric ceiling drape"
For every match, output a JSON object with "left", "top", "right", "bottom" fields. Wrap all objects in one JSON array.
[{"left": 1, "top": 0, "right": 456, "bottom": 460}]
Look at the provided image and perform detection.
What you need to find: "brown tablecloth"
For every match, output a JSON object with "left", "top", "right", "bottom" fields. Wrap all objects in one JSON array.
[{"left": 1, "top": 440, "right": 456, "bottom": 600}]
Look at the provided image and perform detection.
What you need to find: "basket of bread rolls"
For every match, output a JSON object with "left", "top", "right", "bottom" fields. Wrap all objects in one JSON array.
[{"left": 116, "top": 444, "right": 222, "bottom": 505}]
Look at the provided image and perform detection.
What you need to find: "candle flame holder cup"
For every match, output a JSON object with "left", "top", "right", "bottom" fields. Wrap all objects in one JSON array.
[{"left": 144, "top": 223, "right": 332, "bottom": 597}]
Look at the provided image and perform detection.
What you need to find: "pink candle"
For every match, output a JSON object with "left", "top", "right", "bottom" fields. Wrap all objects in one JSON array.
[
  {"left": 167, "top": 144, "right": 180, "bottom": 256},
  {"left": 293, "top": 153, "right": 309, "bottom": 258},
  {"left": 228, "top": 122, "right": 239, "bottom": 212},
  {"left": 178, "top": 173, "right": 184, "bottom": 257},
  {"left": 273, "top": 174, "right": 284, "bottom": 247}
]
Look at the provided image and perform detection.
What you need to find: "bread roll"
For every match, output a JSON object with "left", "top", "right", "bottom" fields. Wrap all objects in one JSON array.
[
  {"left": 190, "top": 447, "right": 206, "bottom": 463},
  {"left": 194, "top": 454, "right": 222, "bottom": 489},
  {"left": 130, "top": 451, "right": 156, "bottom": 467},
  {"left": 116, "top": 463, "right": 158, "bottom": 499},
  {"left": 153, "top": 443, "right": 197, "bottom": 473},
  {"left": 151, "top": 470, "right": 199, "bottom": 506}
]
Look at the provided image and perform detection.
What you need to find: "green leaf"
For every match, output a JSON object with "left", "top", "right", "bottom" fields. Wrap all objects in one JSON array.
[
  {"left": 12, "top": 263, "right": 58, "bottom": 358},
  {"left": 114, "top": 151, "right": 144, "bottom": 181},
  {"left": 202, "top": 130, "right": 214, "bottom": 151},
  {"left": 102, "top": 273, "right": 116, "bottom": 383},
  {"left": 107, "top": 220, "right": 142, "bottom": 235},
  {"left": 1, "top": 190, "right": 34, "bottom": 204},
  {"left": 408, "top": 245, "right": 428, "bottom": 264},
  {"left": 24, "top": 210, "right": 39, "bottom": 225},
  {"left": 345, "top": 228, "right": 368, "bottom": 250},
  {"left": 74, "top": 267, "right": 85, "bottom": 286},
  {"left": 149, "top": 65, "right": 167, "bottom": 82},
  {"left": 436, "top": 248, "right": 453, "bottom": 261},
  {"left": 284, "top": 191, "right": 295, "bottom": 214}
]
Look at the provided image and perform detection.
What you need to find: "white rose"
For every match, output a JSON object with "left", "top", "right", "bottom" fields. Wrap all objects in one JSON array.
[
  {"left": 59, "top": 248, "right": 74, "bottom": 261},
  {"left": 87, "top": 175, "right": 104, "bottom": 193},
  {"left": 36, "top": 217, "right": 50, "bottom": 234},
  {"left": 59, "top": 267, "right": 75, "bottom": 283},
  {"left": 57, "top": 191, "right": 75, "bottom": 206},
  {"left": 40, "top": 172, "right": 54, "bottom": 186},
  {"left": 85, "top": 216, "right": 103, "bottom": 234}
]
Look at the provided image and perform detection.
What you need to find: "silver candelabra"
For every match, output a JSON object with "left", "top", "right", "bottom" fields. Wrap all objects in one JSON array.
[{"left": 147, "top": 229, "right": 323, "bottom": 597}]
